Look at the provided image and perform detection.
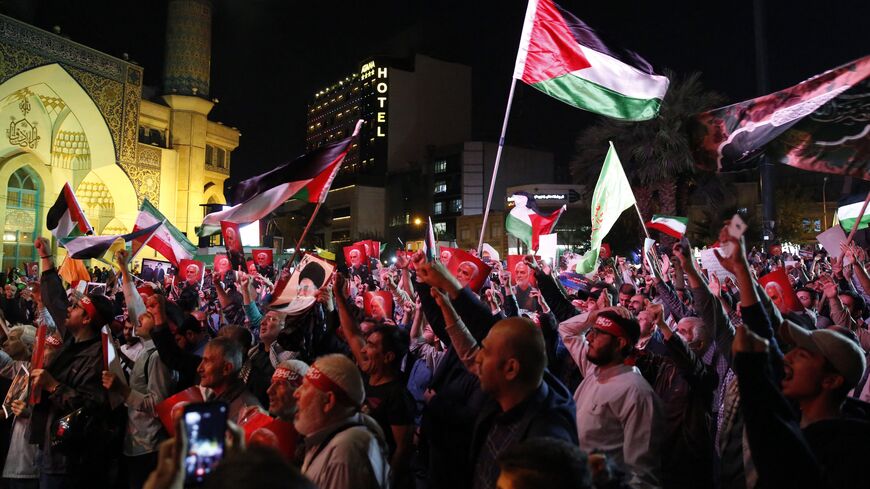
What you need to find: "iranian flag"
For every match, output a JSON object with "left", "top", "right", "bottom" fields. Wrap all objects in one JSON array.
[
  {"left": 645, "top": 215, "right": 688, "bottom": 238},
  {"left": 514, "top": 0, "right": 669, "bottom": 121},
  {"left": 47, "top": 182, "right": 92, "bottom": 240},
  {"left": 132, "top": 199, "right": 197, "bottom": 266},
  {"left": 506, "top": 192, "right": 566, "bottom": 252},
  {"left": 200, "top": 120, "right": 362, "bottom": 236},
  {"left": 837, "top": 193, "right": 870, "bottom": 232}
]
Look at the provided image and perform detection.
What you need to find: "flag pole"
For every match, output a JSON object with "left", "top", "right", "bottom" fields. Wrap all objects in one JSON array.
[
  {"left": 634, "top": 203, "right": 651, "bottom": 239},
  {"left": 478, "top": 77, "right": 519, "bottom": 254},
  {"left": 284, "top": 201, "right": 323, "bottom": 271},
  {"left": 845, "top": 192, "right": 870, "bottom": 246}
]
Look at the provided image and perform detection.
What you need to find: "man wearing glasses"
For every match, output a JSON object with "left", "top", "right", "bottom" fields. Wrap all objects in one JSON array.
[{"left": 559, "top": 308, "right": 665, "bottom": 489}]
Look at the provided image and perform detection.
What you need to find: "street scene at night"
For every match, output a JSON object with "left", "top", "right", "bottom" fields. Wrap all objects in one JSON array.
[{"left": 0, "top": 0, "right": 866, "bottom": 488}]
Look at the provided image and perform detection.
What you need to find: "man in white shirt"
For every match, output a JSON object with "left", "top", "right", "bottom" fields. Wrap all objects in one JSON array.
[{"left": 559, "top": 307, "right": 664, "bottom": 489}]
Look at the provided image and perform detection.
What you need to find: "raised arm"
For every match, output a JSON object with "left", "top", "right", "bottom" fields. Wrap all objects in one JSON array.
[
  {"left": 35, "top": 237, "right": 69, "bottom": 339},
  {"left": 333, "top": 273, "right": 366, "bottom": 367},
  {"left": 116, "top": 250, "right": 146, "bottom": 326}
]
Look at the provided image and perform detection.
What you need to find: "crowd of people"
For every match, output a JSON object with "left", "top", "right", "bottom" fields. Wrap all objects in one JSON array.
[{"left": 0, "top": 221, "right": 867, "bottom": 489}]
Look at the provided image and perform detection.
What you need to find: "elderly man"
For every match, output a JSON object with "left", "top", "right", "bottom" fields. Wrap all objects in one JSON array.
[
  {"left": 184, "top": 263, "right": 201, "bottom": 286},
  {"left": 417, "top": 258, "right": 577, "bottom": 489},
  {"left": 294, "top": 354, "right": 390, "bottom": 489},
  {"left": 267, "top": 359, "right": 309, "bottom": 421},
  {"left": 255, "top": 251, "right": 275, "bottom": 278},
  {"left": 197, "top": 336, "right": 262, "bottom": 421},
  {"left": 456, "top": 261, "right": 479, "bottom": 289},
  {"left": 513, "top": 260, "right": 540, "bottom": 312}
]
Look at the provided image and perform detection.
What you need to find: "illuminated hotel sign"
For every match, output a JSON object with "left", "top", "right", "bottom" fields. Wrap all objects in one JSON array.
[{"left": 361, "top": 61, "right": 388, "bottom": 138}]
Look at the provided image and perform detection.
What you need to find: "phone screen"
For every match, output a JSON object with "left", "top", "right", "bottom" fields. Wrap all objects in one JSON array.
[{"left": 183, "top": 402, "right": 228, "bottom": 486}]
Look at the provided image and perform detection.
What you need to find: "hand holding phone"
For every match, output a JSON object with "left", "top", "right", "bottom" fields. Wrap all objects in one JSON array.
[{"left": 183, "top": 402, "right": 228, "bottom": 486}]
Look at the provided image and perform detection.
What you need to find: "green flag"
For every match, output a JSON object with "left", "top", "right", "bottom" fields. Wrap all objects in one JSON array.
[{"left": 577, "top": 142, "right": 636, "bottom": 274}]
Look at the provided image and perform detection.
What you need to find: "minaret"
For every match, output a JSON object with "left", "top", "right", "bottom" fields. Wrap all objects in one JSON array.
[
  {"left": 163, "top": 0, "right": 212, "bottom": 97},
  {"left": 162, "top": 0, "right": 214, "bottom": 238}
]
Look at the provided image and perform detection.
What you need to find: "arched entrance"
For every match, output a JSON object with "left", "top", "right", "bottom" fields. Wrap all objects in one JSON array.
[{"left": 0, "top": 63, "right": 139, "bottom": 262}]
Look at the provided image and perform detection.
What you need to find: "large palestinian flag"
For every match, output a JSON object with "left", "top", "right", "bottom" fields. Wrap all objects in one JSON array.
[
  {"left": 514, "top": 0, "right": 670, "bottom": 121},
  {"left": 200, "top": 120, "right": 362, "bottom": 236},
  {"left": 691, "top": 55, "right": 870, "bottom": 178}
]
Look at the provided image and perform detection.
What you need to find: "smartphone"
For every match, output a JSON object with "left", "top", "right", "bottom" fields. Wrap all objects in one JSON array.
[{"left": 183, "top": 401, "right": 228, "bottom": 486}]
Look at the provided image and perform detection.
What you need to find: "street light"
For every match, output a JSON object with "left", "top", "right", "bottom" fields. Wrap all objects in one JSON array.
[{"left": 413, "top": 217, "right": 423, "bottom": 226}]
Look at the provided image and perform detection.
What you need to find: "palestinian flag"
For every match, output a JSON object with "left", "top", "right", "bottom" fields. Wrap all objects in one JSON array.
[
  {"left": 645, "top": 215, "right": 688, "bottom": 238},
  {"left": 61, "top": 222, "right": 162, "bottom": 260},
  {"left": 837, "top": 193, "right": 870, "bottom": 232},
  {"left": 514, "top": 0, "right": 669, "bottom": 121},
  {"left": 506, "top": 192, "right": 565, "bottom": 251},
  {"left": 132, "top": 199, "right": 197, "bottom": 266},
  {"left": 691, "top": 55, "right": 870, "bottom": 177},
  {"left": 47, "top": 182, "right": 92, "bottom": 240},
  {"left": 200, "top": 120, "right": 362, "bottom": 236}
]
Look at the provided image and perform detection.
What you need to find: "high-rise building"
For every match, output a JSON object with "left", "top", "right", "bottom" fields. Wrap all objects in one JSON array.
[{"left": 304, "top": 54, "right": 472, "bottom": 249}]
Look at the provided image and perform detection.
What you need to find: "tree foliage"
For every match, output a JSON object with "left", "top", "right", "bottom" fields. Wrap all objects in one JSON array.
[{"left": 570, "top": 70, "right": 725, "bottom": 208}]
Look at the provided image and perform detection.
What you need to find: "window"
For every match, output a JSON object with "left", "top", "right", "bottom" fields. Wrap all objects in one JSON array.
[
  {"left": 216, "top": 148, "right": 226, "bottom": 168},
  {"left": 333, "top": 206, "right": 351, "bottom": 219},
  {"left": 814, "top": 219, "right": 821, "bottom": 232},
  {"left": 331, "top": 229, "right": 351, "bottom": 243},
  {"left": 4, "top": 167, "right": 40, "bottom": 270},
  {"left": 434, "top": 222, "right": 447, "bottom": 234},
  {"left": 434, "top": 181, "right": 447, "bottom": 194},
  {"left": 434, "top": 202, "right": 444, "bottom": 215},
  {"left": 434, "top": 159, "right": 447, "bottom": 173},
  {"left": 448, "top": 198, "right": 462, "bottom": 213},
  {"left": 390, "top": 213, "right": 410, "bottom": 227},
  {"left": 205, "top": 145, "right": 215, "bottom": 165}
]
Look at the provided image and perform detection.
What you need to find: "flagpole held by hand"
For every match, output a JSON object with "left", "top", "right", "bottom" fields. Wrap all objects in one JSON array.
[
  {"left": 478, "top": 77, "right": 519, "bottom": 254},
  {"left": 845, "top": 191, "right": 870, "bottom": 246},
  {"left": 634, "top": 202, "right": 650, "bottom": 239}
]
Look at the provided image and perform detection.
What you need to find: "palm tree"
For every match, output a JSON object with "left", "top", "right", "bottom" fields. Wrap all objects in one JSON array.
[{"left": 570, "top": 70, "right": 725, "bottom": 229}]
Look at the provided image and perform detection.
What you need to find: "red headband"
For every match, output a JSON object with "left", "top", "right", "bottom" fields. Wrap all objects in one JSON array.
[
  {"left": 594, "top": 315, "right": 630, "bottom": 341},
  {"left": 79, "top": 297, "right": 99, "bottom": 321},
  {"left": 272, "top": 366, "right": 303, "bottom": 388},
  {"left": 305, "top": 364, "right": 358, "bottom": 407}
]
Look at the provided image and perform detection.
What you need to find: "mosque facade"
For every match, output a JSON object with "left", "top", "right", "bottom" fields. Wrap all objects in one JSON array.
[{"left": 0, "top": 0, "right": 238, "bottom": 270}]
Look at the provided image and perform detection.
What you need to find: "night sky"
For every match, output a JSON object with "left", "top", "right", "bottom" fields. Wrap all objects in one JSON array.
[{"left": 5, "top": 0, "right": 868, "bottom": 188}]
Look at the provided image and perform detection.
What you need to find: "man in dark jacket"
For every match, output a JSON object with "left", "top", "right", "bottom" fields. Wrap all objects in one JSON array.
[
  {"left": 31, "top": 237, "right": 116, "bottom": 489},
  {"left": 417, "top": 256, "right": 577, "bottom": 489}
]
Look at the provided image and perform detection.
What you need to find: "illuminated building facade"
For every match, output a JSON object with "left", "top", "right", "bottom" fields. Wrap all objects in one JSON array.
[
  {"left": 305, "top": 54, "right": 472, "bottom": 249},
  {"left": 432, "top": 142, "right": 557, "bottom": 253},
  {"left": 0, "top": 0, "right": 239, "bottom": 268}
]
